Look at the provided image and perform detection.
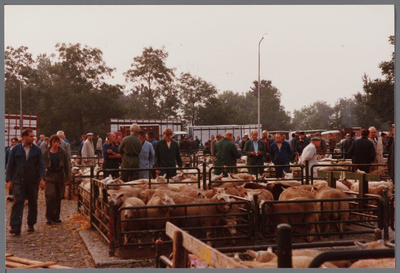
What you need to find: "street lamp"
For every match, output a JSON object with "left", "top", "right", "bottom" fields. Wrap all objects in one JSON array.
[
  {"left": 258, "top": 33, "right": 267, "bottom": 137},
  {"left": 19, "top": 78, "right": 23, "bottom": 131}
]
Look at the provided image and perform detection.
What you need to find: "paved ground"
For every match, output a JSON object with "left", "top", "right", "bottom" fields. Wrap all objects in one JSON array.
[{"left": 5, "top": 189, "right": 96, "bottom": 268}]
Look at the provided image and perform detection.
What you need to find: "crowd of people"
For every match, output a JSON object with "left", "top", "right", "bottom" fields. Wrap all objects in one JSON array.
[{"left": 4, "top": 123, "right": 394, "bottom": 237}]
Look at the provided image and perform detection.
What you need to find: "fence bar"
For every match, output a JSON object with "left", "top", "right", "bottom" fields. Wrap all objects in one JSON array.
[{"left": 308, "top": 248, "right": 395, "bottom": 268}]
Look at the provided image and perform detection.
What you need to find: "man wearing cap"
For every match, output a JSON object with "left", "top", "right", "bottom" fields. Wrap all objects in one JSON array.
[
  {"left": 314, "top": 132, "right": 327, "bottom": 157},
  {"left": 298, "top": 137, "right": 321, "bottom": 178},
  {"left": 81, "top": 133, "right": 95, "bottom": 165}
]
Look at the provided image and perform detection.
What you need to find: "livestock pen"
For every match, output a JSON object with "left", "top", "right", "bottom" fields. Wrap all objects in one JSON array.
[
  {"left": 76, "top": 161, "right": 394, "bottom": 264},
  {"left": 156, "top": 222, "right": 394, "bottom": 268}
]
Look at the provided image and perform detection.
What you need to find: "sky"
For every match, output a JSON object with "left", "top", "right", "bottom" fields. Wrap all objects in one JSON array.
[{"left": 4, "top": 5, "right": 394, "bottom": 116}]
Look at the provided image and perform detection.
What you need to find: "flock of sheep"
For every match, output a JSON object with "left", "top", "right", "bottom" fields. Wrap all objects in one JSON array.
[{"left": 73, "top": 154, "right": 395, "bottom": 268}]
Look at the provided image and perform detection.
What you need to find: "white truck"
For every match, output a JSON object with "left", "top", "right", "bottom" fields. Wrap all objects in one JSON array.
[
  {"left": 188, "top": 124, "right": 261, "bottom": 145},
  {"left": 5, "top": 114, "right": 39, "bottom": 147}
]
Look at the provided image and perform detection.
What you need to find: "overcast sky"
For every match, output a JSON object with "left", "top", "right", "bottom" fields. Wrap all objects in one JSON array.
[{"left": 4, "top": 5, "right": 394, "bottom": 116}]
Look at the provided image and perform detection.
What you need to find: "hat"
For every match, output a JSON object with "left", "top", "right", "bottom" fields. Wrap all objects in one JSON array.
[
  {"left": 86, "top": 132, "right": 93, "bottom": 136},
  {"left": 311, "top": 137, "right": 321, "bottom": 141}
]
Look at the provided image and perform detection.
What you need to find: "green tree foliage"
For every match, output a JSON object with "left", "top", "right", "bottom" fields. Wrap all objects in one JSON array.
[
  {"left": 250, "top": 80, "right": 291, "bottom": 130},
  {"left": 5, "top": 43, "right": 126, "bottom": 142},
  {"left": 4, "top": 46, "right": 36, "bottom": 114},
  {"left": 292, "top": 101, "right": 333, "bottom": 130},
  {"left": 124, "top": 46, "right": 176, "bottom": 119},
  {"left": 331, "top": 98, "right": 358, "bottom": 128},
  {"left": 196, "top": 94, "right": 239, "bottom": 125},
  {"left": 177, "top": 72, "right": 218, "bottom": 126},
  {"left": 352, "top": 36, "right": 394, "bottom": 128}
]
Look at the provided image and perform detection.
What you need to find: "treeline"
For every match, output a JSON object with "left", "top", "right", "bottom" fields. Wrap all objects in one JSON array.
[{"left": 4, "top": 36, "right": 394, "bottom": 142}]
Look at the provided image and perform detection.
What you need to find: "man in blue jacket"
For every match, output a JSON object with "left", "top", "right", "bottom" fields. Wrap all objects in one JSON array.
[
  {"left": 6, "top": 128, "right": 46, "bottom": 235},
  {"left": 270, "top": 133, "right": 293, "bottom": 178}
]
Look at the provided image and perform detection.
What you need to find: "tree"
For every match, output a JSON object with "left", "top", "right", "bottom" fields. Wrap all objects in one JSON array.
[
  {"left": 249, "top": 80, "right": 291, "bottom": 130},
  {"left": 196, "top": 94, "right": 239, "bottom": 125},
  {"left": 291, "top": 101, "right": 333, "bottom": 130},
  {"left": 352, "top": 36, "right": 394, "bottom": 128},
  {"left": 30, "top": 43, "right": 123, "bottom": 141},
  {"left": 124, "top": 46, "right": 175, "bottom": 119},
  {"left": 4, "top": 46, "right": 36, "bottom": 114},
  {"left": 332, "top": 98, "right": 358, "bottom": 128},
  {"left": 177, "top": 72, "right": 218, "bottom": 126}
]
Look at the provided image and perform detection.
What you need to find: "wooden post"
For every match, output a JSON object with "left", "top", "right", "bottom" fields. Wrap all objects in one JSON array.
[
  {"left": 89, "top": 165, "right": 94, "bottom": 228},
  {"left": 382, "top": 189, "right": 389, "bottom": 241},
  {"left": 277, "top": 223, "right": 292, "bottom": 268},
  {"left": 328, "top": 171, "right": 337, "bottom": 188},
  {"left": 305, "top": 160, "right": 309, "bottom": 185},
  {"left": 203, "top": 161, "right": 207, "bottom": 190},
  {"left": 172, "top": 231, "right": 185, "bottom": 268},
  {"left": 155, "top": 239, "right": 165, "bottom": 268},
  {"left": 108, "top": 200, "right": 115, "bottom": 257},
  {"left": 166, "top": 222, "right": 246, "bottom": 268}
]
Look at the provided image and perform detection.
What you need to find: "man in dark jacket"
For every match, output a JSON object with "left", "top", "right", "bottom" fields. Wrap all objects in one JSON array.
[
  {"left": 270, "top": 133, "right": 293, "bottom": 178},
  {"left": 179, "top": 137, "right": 191, "bottom": 153},
  {"left": 344, "top": 132, "right": 356, "bottom": 159},
  {"left": 348, "top": 129, "right": 376, "bottom": 173},
  {"left": 6, "top": 128, "right": 46, "bottom": 235},
  {"left": 119, "top": 123, "right": 142, "bottom": 182},
  {"left": 243, "top": 130, "right": 267, "bottom": 175},
  {"left": 294, "top": 132, "right": 310, "bottom": 156},
  {"left": 214, "top": 132, "right": 242, "bottom": 176},
  {"left": 154, "top": 128, "right": 183, "bottom": 178}
]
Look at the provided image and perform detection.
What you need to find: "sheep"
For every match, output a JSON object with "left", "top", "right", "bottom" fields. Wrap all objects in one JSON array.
[
  {"left": 146, "top": 192, "right": 176, "bottom": 230},
  {"left": 278, "top": 185, "right": 316, "bottom": 201},
  {"left": 312, "top": 184, "right": 350, "bottom": 233},
  {"left": 263, "top": 197, "right": 319, "bottom": 242},
  {"left": 235, "top": 186, "right": 274, "bottom": 210},
  {"left": 350, "top": 180, "right": 394, "bottom": 198},
  {"left": 313, "top": 180, "right": 350, "bottom": 191},
  {"left": 349, "top": 240, "right": 394, "bottom": 268},
  {"left": 120, "top": 197, "right": 146, "bottom": 248},
  {"left": 243, "top": 182, "right": 288, "bottom": 200},
  {"left": 167, "top": 192, "right": 239, "bottom": 245},
  {"left": 239, "top": 247, "right": 337, "bottom": 268}
]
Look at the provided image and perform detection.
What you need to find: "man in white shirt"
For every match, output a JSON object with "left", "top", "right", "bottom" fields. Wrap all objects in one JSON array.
[
  {"left": 298, "top": 137, "right": 321, "bottom": 178},
  {"left": 82, "top": 133, "right": 96, "bottom": 165}
]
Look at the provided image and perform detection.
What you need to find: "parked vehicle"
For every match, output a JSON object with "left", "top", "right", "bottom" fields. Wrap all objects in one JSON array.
[
  {"left": 5, "top": 114, "right": 38, "bottom": 147},
  {"left": 105, "top": 118, "right": 182, "bottom": 140}
]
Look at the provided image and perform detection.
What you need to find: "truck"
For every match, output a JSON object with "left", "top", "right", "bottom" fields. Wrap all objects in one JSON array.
[
  {"left": 104, "top": 118, "right": 182, "bottom": 140},
  {"left": 5, "top": 114, "right": 39, "bottom": 147},
  {"left": 188, "top": 124, "right": 262, "bottom": 144}
]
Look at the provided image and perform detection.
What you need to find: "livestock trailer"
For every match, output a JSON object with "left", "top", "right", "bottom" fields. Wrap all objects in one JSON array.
[
  {"left": 4, "top": 114, "right": 38, "bottom": 148},
  {"left": 105, "top": 118, "right": 182, "bottom": 140},
  {"left": 188, "top": 124, "right": 261, "bottom": 145}
]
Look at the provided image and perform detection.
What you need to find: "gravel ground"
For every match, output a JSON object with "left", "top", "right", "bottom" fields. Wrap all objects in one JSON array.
[{"left": 5, "top": 188, "right": 96, "bottom": 268}]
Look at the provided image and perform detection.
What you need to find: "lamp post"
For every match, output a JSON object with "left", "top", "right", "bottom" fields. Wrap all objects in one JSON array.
[
  {"left": 19, "top": 79, "right": 23, "bottom": 131},
  {"left": 258, "top": 33, "right": 267, "bottom": 137}
]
